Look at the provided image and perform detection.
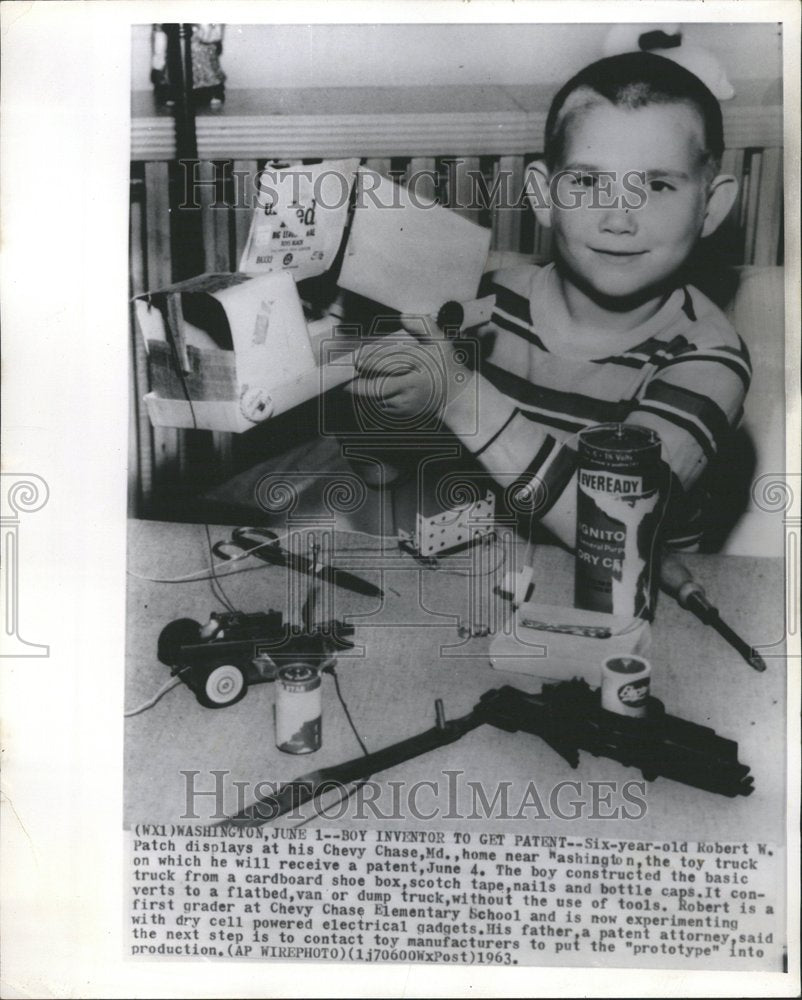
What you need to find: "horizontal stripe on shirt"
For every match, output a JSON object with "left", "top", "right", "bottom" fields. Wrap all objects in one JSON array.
[
  {"left": 640, "top": 380, "right": 731, "bottom": 452},
  {"left": 483, "top": 360, "right": 631, "bottom": 425},
  {"left": 491, "top": 281, "right": 533, "bottom": 324},
  {"left": 492, "top": 308, "right": 549, "bottom": 351},
  {"left": 593, "top": 334, "right": 694, "bottom": 368},
  {"left": 636, "top": 401, "right": 716, "bottom": 460},
  {"left": 656, "top": 349, "right": 752, "bottom": 391}
]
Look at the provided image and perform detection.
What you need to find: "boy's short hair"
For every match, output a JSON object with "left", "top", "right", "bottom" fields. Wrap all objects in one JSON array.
[{"left": 544, "top": 52, "right": 725, "bottom": 176}]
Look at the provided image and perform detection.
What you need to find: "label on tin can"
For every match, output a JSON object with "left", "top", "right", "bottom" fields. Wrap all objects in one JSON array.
[
  {"left": 575, "top": 423, "right": 664, "bottom": 619},
  {"left": 275, "top": 664, "right": 322, "bottom": 754}
]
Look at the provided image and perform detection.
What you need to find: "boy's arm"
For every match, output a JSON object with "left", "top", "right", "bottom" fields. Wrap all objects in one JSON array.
[
  {"left": 441, "top": 310, "right": 579, "bottom": 546},
  {"left": 442, "top": 323, "right": 751, "bottom": 551},
  {"left": 442, "top": 363, "right": 580, "bottom": 547},
  {"left": 444, "top": 267, "right": 576, "bottom": 512},
  {"left": 627, "top": 337, "right": 752, "bottom": 490},
  {"left": 438, "top": 268, "right": 579, "bottom": 547}
]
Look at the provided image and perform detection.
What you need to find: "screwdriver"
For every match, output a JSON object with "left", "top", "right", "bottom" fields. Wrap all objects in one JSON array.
[{"left": 660, "top": 553, "right": 767, "bottom": 672}]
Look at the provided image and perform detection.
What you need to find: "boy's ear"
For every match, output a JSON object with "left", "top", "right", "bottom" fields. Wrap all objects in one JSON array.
[
  {"left": 524, "top": 160, "right": 553, "bottom": 229},
  {"left": 701, "top": 174, "right": 738, "bottom": 238}
]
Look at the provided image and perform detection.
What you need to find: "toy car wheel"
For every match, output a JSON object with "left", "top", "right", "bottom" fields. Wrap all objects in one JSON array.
[
  {"left": 198, "top": 664, "right": 247, "bottom": 708},
  {"left": 158, "top": 618, "right": 201, "bottom": 666}
]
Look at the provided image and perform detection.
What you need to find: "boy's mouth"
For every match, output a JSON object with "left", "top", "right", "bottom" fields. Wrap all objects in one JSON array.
[{"left": 590, "top": 248, "right": 648, "bottom": 259}]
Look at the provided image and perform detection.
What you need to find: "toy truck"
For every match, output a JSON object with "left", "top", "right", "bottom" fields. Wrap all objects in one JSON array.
[{"left": 157, "top": 610, "right": 354, "bottom": 708}]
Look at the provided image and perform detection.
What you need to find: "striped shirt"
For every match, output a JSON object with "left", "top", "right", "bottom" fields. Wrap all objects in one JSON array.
[{"left": 442, "top": 263, "right": 752, "bottom": 549}]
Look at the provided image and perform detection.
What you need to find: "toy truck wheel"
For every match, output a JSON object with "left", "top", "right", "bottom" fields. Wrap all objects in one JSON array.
[
  {"left": 197, "top": 664, "right": 247, "bottom": 708},
  {"left": 158, "top": 618, "right": 201, "bottom": 666}
]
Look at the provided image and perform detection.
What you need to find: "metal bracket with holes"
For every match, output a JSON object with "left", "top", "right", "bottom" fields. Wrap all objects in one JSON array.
[{"left": 413, "top": 491, "right": 496, "bottom": 557}]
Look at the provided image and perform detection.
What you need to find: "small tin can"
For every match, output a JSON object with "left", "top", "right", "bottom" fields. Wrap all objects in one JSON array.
[
  {"left": 275, "top": 663, "right": 322, "bottom": 754},
  {"left": 602, "top": 655, "right": 651, "bottom": 718},
  {"left": 575, "top": 423, "right": 664, "bottom": 619}
]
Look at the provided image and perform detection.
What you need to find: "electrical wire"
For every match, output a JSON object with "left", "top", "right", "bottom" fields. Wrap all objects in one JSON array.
[
  {"left": 124, "top": 666, "right": 191, "bottom": 717},
  {"left": 169, "top": 340, "right": 238, "bottom": 613},
  {"left": 128, "top": 527, "right": 400, "bottom": 584},
  {"left": 130, "top": 506, "right": 507, "bottom": 587},
  {"left": 328, "top": 664, "right": 370, "bottom": 756},
  {"left": 128, "top": 551, "right": 273, "bottom": 584},
  {"left": 290, "top": 664, "right": 371, "bottom": 828},
  {"left": 134, "top": 534, "right": 507, "bottom": 587},
  {"left": 326, "top": 527, "right": 394, "bottom": 543},
  {"left": 203, "top": 520, "right": 237, "bottom": 612},
  {"left": 435, "top": 550, "right": 507, "bottom": 579}
]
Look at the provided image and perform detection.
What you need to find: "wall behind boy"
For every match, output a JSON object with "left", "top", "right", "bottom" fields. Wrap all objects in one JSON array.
[{"left": 130, "top": 23, "right": 781, "bottom": 93}]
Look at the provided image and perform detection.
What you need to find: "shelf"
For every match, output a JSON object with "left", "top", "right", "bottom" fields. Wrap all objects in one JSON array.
[{"left": 131, "top": 80, "right": 783, "bottom": 161}]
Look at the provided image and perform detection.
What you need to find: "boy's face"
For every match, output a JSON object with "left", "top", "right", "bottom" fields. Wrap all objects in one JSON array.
[{"left": 548, "top": 102, "right": 712, "bottom": 302}]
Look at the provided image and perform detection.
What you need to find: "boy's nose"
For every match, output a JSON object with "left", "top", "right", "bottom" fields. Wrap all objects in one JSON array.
[{"left": 598, "top": 207, "right": 637, "bottom": 235}]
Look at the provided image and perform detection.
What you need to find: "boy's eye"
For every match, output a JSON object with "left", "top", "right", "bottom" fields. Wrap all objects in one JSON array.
[{"left": 649, "top": 180, "right": 676, "bottom": 193}]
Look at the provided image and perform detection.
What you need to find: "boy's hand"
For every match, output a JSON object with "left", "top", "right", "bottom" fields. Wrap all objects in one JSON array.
[{"left": 345, "top": 325, "right": 471, "bottom": 421}]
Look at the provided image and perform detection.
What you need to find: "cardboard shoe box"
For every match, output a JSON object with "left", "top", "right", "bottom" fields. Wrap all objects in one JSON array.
[{"left": 133, "top": 270, "right": 353, "bottom": 432}]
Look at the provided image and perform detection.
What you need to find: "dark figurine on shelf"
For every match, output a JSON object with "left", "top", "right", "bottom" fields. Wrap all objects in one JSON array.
[{"left": 151, "top": 23, "right": 226, "bottom": 109}]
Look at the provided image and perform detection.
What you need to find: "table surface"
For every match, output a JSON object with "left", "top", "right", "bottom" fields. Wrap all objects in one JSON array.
[{"left": 125, "top": 519, "right": 786, "bottom": 842}]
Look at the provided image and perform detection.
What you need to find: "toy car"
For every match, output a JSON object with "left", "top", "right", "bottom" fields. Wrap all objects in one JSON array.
[{"left": 157, "top": 610, "right": 355, "bottom": 708}]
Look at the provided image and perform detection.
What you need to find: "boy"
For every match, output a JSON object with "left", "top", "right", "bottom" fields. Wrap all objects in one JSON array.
[{"left": 350, "top": 52, "right": 750, "bottom": 551}]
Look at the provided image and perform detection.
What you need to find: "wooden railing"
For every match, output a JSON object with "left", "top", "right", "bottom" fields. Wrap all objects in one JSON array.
[{"left": 129, "top": 82, "right": 784, "bottom": 518}]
